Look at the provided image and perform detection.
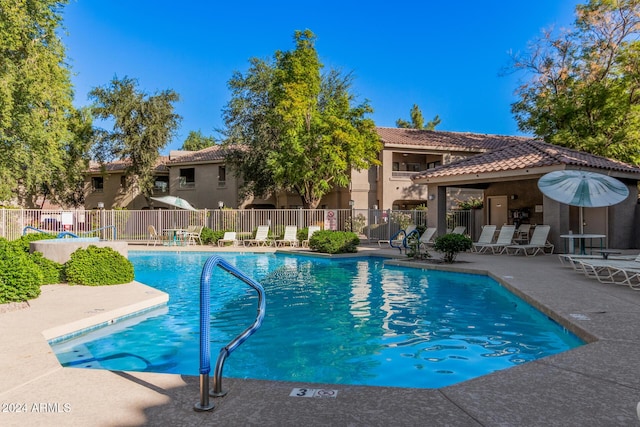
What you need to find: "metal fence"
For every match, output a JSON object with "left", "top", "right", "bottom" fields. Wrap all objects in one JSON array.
[{"left": 0, "top": 208, "right": 473, "bottom": 243}]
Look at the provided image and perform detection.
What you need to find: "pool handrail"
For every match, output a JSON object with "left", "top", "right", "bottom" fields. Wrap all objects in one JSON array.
[
  {"left": 22, "top": 225, "right": 117, "bottom": 240},
  {"left": 194, "top": 255, "right": 266, "bottom": 412}
]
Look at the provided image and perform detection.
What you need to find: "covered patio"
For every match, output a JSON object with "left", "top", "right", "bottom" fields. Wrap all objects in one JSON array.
[{"left": 412, "top": 139, "right": 640, "bottom": 250}]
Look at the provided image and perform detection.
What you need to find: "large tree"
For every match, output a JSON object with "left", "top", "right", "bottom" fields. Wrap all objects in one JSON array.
[
  {"left": 223, "top": 30, "right": 381, "bottom": 208},
  {"left": 181, "top": 130, "right": 216, "bottom": 151},
  {"left": 89, "top": 76, "right": 181, "bottom": 201},
  {"left": 0, "top": 0, "right": 84, "bottom": 206},
  {"left": 396, "top": 104, "right": 441, "bottom": 130},
  {"left": 510, "top": 0, "right": 640, "bottom": 165}
]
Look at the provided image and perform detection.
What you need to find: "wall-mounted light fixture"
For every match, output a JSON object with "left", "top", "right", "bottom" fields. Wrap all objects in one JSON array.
[
  {"left": 97, "top": 202, "right": 104, "bottom": 209},
  {"left": 218, "top": 201, "right": 224, "bottom": 209},
  {"left": 428, "top": 195, "right": 435, "bottom": 201},
  {"left": 510, "top": 194, "right": 518, "bottom": 200}
]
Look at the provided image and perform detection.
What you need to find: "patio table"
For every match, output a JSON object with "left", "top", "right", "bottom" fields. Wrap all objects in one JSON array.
[{"left": 560, "top": 233, "right": 605, "bottom": 255}]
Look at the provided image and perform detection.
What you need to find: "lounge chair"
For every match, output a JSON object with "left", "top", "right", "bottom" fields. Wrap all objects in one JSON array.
[
  {"left": 302, "top": 225, "right": 321, "bottom": 248},
  {"left": 184, "top": 225, "right": 204, "bottom": 245},
  {"left": 418, "top": 227, "right": 438, "bottom": 249},
  {"left": 558, "top": 252, "right": 637, "bottom": 270},
  {"left": 477, "top": 225, "right": 516, "bottom": 255},
  {"left": 243, "top": 225, "right": 273, "bottom": 247},
  {"left": 505, "top": 225, "right": 554, "bottom": 256},
  {"left": 217, "top": 231, "right": 238, "bottom": 247},
  {"left": 471, "top": 225, "right": 498, "bottom": 253},
  {"left": 578, "top": 259, "right": 640, "bottom": 289},
  {"left": 276, "top": 225, "right": 298, "bottom": 247},
  {"left": 451, "top": 226, "right": 466, "bottom": 235},
  {"left": 147, "top": 225, "right": 167, "bottom": 246}
]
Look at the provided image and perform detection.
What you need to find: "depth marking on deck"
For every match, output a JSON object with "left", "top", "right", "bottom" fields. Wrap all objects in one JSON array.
[{"left": 290, "top": 388, "right": 338, "bottom": 398}]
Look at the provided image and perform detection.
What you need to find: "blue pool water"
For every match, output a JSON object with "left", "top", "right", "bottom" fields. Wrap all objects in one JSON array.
[{"left": 50, "top": 251, "right": 583, "bottom": 388}]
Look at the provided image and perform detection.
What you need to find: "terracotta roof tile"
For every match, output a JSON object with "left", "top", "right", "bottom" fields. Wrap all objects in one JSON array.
[
  {"left": 376, "top": 127, "right": 530, "bottom": 152},
  {"left": 412, "top": 139, "right": 640, "bottom": 180},
  {"left": 168, "top": 145, "right": 226, "bottom": 164},
  {"left": 88, "top": 156, "right": 169, "bottom": 173}
]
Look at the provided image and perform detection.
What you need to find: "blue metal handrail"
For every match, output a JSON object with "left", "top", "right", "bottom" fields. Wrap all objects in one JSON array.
[
  {"left": 22, "top": 225, "right": 117, "bottom": 240},
  {"left": 194, "top": 255, "right": 266, "bottom": 412}
]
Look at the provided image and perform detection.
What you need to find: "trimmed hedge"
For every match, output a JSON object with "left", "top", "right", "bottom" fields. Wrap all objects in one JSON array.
[
  {"left": 30, "top": 251, "right": 65, "bottom": 285},
  {"left": 13, "top": 232, "right": 57, "bottom": 253},
  {"left": 309, "top": 230, "right": 359, "bottom": 254},
  {"left": 64, "top": 245, "right": 134, "bottom": 286}
]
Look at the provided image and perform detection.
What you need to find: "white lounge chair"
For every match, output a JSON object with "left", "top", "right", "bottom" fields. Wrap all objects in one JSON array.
[
  {"left": 217, "top": 231, "right": 238, "bottom": 247},
  {"left": 302, "top": 225, "right": 321, "bottom": 248},
  {"left": 471, "top": 225, "right": 498, "bottom": 253},
  {"left": 578, "top": 259, "right": 640, "bottom": 289},
  {"left": 477, "top": 225, "right": 516, "bottom": 255},
  {"left": 451, "top": 226, "right": 466, "bottom": 235},
  {"left": 505, "top": 225, "right": 554, "bottom": 256},
  {"left": 418, "top": 227, "right": 438, "bottom": 249},
  {"left": 276, "top": 225, "right": 298, "bottom": 247},
  {"left": 514, "top": 224, "right": 531, "bottom": 244},
  {"left": 243, "top": 225, "right": 273, "bottom": 247}
]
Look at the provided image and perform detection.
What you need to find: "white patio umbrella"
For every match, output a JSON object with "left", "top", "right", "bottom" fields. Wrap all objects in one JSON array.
[
  {"left": 150, "top": 195, "right": 197, "bottom": 211},
  {"left": 537, "top": 170, "right": 629, "bottom": 234}
]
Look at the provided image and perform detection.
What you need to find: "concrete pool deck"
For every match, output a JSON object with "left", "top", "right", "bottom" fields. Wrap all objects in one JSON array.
[{"left": 1, "top": 244, "right": 640, "bottom": 426}]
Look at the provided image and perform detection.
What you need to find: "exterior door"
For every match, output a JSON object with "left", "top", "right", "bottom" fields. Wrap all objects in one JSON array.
[{"left": 487, "top": 196, "right": 508, "bottom": 227}]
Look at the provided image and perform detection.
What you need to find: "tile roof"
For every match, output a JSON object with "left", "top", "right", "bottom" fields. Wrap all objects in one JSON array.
[
  {"left": 168, "top": 145, "right": 227, "bottom": 164},
  {"left": 412, "top": 139, "right": 640, "bottom": 180},
  {"left": 88, "top": 156, "right": 169, "bottom": 173},
  {"left": 376, "top": 127, "right": 531, "bottom": 152}
]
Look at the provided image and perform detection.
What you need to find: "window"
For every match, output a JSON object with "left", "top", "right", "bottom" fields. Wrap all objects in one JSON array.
[
  {"left": 153, "top": 176, "right": 169, "bottom": 193},
  {"left": 427, "top": 161, "right": 441, "bottom": 169},
  {"left": 392, "top": 162, "right": 399, "bottom": 171},
  {"left": 120, "top": 175, "right": 128, "bottom": 191},
  {"left": 179, "top": 168, "right": 195, "bottom": 188},
  {"left": 92, "top": 177, "right": 104, "bottom": 192},
  {"left": 218, "top": 165, "right": 226, "bottom": 186}
]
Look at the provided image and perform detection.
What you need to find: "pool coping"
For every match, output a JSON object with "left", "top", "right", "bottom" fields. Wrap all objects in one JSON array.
[{"left": 1, "top": 245, "right": 640, "bottom": 425}]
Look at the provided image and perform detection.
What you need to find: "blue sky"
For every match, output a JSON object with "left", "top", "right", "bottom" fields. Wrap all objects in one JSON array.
[{"left": 61, "top": 1, "right": 582, "bottom": 153}]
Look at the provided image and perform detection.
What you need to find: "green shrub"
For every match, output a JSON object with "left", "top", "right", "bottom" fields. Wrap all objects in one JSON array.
[
  {"left": 433, "top": 233, "right": 473, "bottom": 263},
  {"left": 30, "top": 252, "right": 65, "bottom": 284},
  {"left": 11, "top": 232, "right": 57, "bottom": 254},
  {"left": 309, "top": 230, "right": 359, "bottom": 254},
  {"left": 209, "top": 230, "right": 227, "bottom": 245},
  {"left": 200, "top": 227, "right": 219, "bottom": 245},
  {"left": 64, "top": 246, "right": 134, "bottom": 286},
  {"left": 0, "top": 242, "right": 43, "bottom": 303},
  {"left": 297, "top": 227, "right": 309, "bottom": 243}
]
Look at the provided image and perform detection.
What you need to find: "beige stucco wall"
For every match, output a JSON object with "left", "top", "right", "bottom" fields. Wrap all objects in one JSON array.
[{"left": 84, "top": 172, "right": 150, "bottom": 210}]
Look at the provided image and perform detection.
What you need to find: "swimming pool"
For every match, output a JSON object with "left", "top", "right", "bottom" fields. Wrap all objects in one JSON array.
[{"left": 50, "top": 251, "right": 583, "bottom": 388}]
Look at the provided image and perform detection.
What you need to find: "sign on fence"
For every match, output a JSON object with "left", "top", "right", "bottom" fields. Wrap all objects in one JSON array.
[{"left": 324, "top": 209, "right": 337, "bottom": 230}]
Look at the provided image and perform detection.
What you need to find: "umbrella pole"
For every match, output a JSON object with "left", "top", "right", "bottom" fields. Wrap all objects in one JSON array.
[{"left": 579, "top": 206, "right": 584, "bottom": 235}]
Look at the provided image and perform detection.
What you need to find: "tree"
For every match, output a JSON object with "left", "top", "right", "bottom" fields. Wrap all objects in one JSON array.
[
  {"left": 223, "top": 30, "right": 381, "bottom": 208},
  {"left": 89, "top": 76, "right": 181, "bottom": 201},
  {"left": 510, "top": 0, "right": 640, "bottom": 165},
  {"left": 396, "top": 104, "right": 441, "bottom": 130},
  {"left": 181, "top": 130, "right": 216, "bottom": 151},
  {"left": 0, "top": 0, "right": 83, "bottom": 206}
]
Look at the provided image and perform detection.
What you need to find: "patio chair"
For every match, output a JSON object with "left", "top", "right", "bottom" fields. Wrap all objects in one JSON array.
[
  {"left": 505, "top": 225, "right": 554, "bottom": 256},
  {"left": 147, "top": 225, "right": 167, "bottom": 246},
  {"left": 276, "top": 225, "right": 298, "bottom": 247},
  {"left": 451, "top": 226, "right": 466, "bottom": 235},
  {"left": 418, "top": 227, "right": 438, "bottom": 249},
  {"left": 476, "top": 225, "right": 516, "bottom": 255},
  {"left": 184, "top": 225, "right": 204, "bottom": 245},
  {"left": 243, "top": 225, "right": 273, "bottom": 247},
  {"left": 578, "top": 259, "right": 640, "bottom": 289},
  {"left": 471, "top": 225, "right": 497, "bottom": 253},
  {"left": 558, "top": 252, "right": 638, "bottom": 270},
  {"left": 302, "top": 225, "right": 321, "bottom": 248},
  {"left": 513, "top": 224, "right": 531, "bottom": 244},
  {"left": 217, "top": 231, "right": 238, "bottom": 247}
]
